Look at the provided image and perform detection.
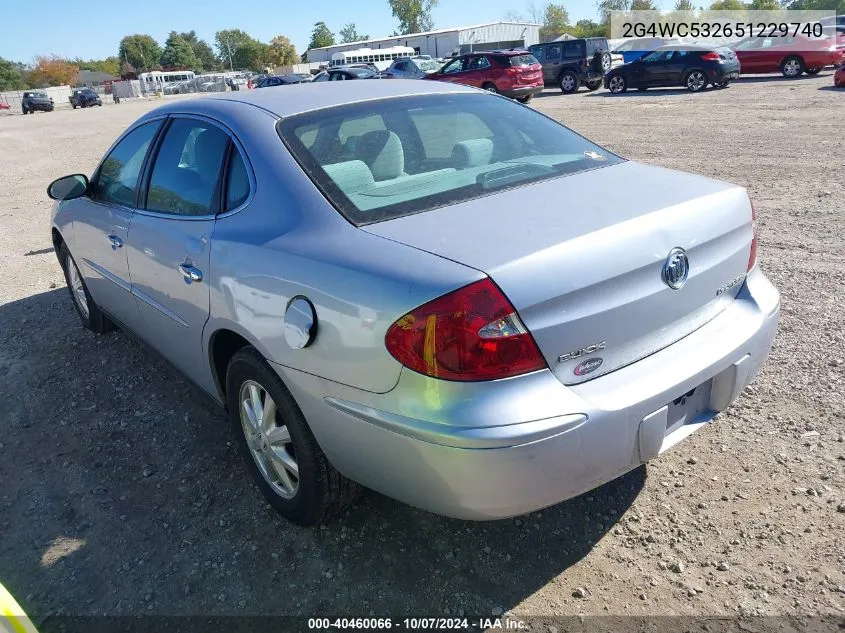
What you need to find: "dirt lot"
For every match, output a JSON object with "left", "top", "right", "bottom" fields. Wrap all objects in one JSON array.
[{"left": 0, "top": 75, "right": 843, "bottom": 627}]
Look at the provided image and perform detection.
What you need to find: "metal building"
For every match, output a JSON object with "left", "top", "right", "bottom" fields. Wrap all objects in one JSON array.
[{"left": 305, "top": 22, "right": 541, "bottom": 63}]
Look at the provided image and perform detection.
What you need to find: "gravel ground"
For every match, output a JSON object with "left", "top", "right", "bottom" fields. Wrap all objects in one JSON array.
[{"left": 0, "top": 75, "right": 843, "bottom": 626}]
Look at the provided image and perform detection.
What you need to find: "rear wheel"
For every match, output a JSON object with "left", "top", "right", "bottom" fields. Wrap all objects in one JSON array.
[
  {"left": 586, "top": 80, "right": 602, "bottom": 91},
  {"left": 72, "top": 104, "right": 77, "bottom": 109},
  {"left": 59, "top": 243, "right": 113, "bottom": 333},
  {"left": 608, "top": 74, "right": 627, "bottom": 93},
  {"left": 482, "top": 82, "right": 498, "bottom": 94},
  {"left": 685, "top": 69, "right": 707, "bottom": 92},
  {"left": 559, "top": 70, "right": 579, "bottom": 94},
  {"left": 21, "top": 107, "right": 28, "bottom": 114},
  {"left": 781, "top": 56, "right": 804, "bottom": 77},
  {"left": 226, "top": 347, "right": 359, "bottom": 525}
]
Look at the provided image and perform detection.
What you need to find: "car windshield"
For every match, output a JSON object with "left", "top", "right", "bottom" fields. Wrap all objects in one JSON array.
[
  {"left": 279, "top": 94, "right": 622, "bottom": 225},
  {"left": 418, "top": 60, "right": 440, "bottom": 71},
  {"left": 348, "top": 68, "right": 375, "bottom": 77}
]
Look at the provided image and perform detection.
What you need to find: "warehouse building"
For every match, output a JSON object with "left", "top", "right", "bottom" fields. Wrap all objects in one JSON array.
[{"left": 305, "top": 22, "right": 541, "bottom": 63}]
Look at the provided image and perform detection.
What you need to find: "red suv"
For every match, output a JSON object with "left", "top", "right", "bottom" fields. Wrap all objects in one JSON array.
[
  {"left": 731, "top": 35, "right": 845, "bottom": 77},
  {"left": 425, "top": 51, "right": 544, "bottom": 102}
]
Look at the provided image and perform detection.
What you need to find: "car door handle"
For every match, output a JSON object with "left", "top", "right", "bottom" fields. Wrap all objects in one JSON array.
[
  {"left": 178, "top": 263, "right": 203, "bottom": 283},
  {"left": 108, "top": 234, "right": 123, "bottom": 249}
]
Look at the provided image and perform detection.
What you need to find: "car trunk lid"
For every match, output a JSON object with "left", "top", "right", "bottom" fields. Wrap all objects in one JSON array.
[{"left": 365, "top": 161, "right": 754, "bottom": 385}]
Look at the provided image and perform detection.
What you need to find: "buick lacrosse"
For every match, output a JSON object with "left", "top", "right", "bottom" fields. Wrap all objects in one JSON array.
[{"left": 49, "top": 81, "right": 779, "bottom": 524}]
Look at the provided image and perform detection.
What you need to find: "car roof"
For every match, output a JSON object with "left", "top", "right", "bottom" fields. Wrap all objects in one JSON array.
[
  {"left": 654, "top": 43, "right": 717, "bottom": 51},
  {"left": 150, "top": 79, "right": 477, "bottom": 119}
]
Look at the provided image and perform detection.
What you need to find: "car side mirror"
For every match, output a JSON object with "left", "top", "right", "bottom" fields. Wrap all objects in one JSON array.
[{"left": 48, "top": 174, "right": 89, "bottom": 201}]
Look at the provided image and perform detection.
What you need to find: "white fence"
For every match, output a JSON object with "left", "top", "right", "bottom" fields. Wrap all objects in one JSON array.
[{"left": 0, "top": 80, "right": 148, "bottom": 114}]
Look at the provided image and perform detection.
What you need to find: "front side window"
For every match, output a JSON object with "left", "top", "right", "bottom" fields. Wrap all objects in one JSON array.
[
  {"left": 145, "top": 118, "right": 229, "bottom": 216},
  {"left": 440, "top": 57, "right": 465, "bottom": 74},
  {"left": 279, "top": 94, "right": 622, "bottom": 225},
  {"left": 92, "top": 121, "right": 161, "bottom": 207}
]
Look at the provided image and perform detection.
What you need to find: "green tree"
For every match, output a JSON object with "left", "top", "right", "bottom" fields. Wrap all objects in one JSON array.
[
  {"left": 214, "top": 29, "right": 268, "bottom": 70},
  {"left": 708, "top": 0, "right": 745, "bottom": 8},
  {"left": 70, "top": 57, "right": 121, "bottom": 76},
  {"left": 179, "top": 31, "right": 219, "bottom": 71},
  {"left": 596, "top": 0, "right": 631, "bottom": 23},
  {"left": 747, "top": 0, "right": 781, "bottom": 8},
  {"left": 268, "top": 35, "right": 299, "bottom": 66},
  {"left": 572, "top": 18, "right": 607, "bottom": 36},
  {"left": 388, "top": 0, "right": 439, "bottom": 34},
  {"left": 786, "top": 0, "right": 845, "bottom": 11},
  {"left": 631, "top": 0, "right": 659, "bottom": 8},
  {"left": 540, "top": 3, "right": 571, "bottom": 41},
  {"left": 339, "top": 23, "right": 370, "bottom": 43},
  {"left": 118, "top": 34, "right": 162, "bottom": 72},
  {"left": 308, "top": 22, "right": 336, "bottom": 49},
  {"left": 674, "top": 0, "right": 695, "bottom": 9},
  {"left": 0, "top": 57, "right": 28, "bottom": 90},
  {"left": 160, "top": 32, "right": 200, "bottom": 69}
]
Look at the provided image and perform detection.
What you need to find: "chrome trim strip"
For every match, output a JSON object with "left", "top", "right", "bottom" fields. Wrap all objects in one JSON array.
[
  {"left": 81, "top": 258, "right": 131, "bottom": 292},
  {"left": 324, "top": 397, "right": 587, "bottom": 449},
  {"left": 131, "top": 287, "right": 189, "bottom": 327}
]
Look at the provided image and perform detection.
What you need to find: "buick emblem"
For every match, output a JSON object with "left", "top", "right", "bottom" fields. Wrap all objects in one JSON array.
[{"left": 662, "top": 247, "right": 689, "bottom": 290}]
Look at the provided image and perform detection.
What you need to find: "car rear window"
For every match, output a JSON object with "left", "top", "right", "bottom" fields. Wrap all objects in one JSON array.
[
  {"left": 509, "top": 54, "right": 539, "bottom": 66},
  {"left": 278, "top": 94, "right": 622, "bottom": 226}
]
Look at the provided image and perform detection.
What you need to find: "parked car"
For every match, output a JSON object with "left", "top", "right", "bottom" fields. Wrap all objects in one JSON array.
[
  {"left": 48, "top": 80, "right": 779, "bottom": 525},
  {"left": 255, "top": 75, "right": 303, "bottom": 88},
  {"left": 731, "top": 35, "right": 845, "bottom": 77},
  {"left": 835, "top": 61, "right": 845, "bottom": 86},
  {"left": 313, "top": 67, "right": 381, "bottom": 81},
  {"left": 384, "top": 55, "right": 441, "bottom": 79},
  {"left": 21, "top": 91, "right": 54, "bottom": 114},
  {"left": 529, "top": 38, "right": 613, "bottom": 93},
  {"left": 605, "top": 44, "right": 741, "bottom": 93},
  {"left": 424, "top": 50, "right": 543, "bottom": 102},
  {"left": 69, "top": 88, "right": 102, "bottom": 109},
  {"left": 612, "top": 38, "right": 682, "bottom": 63}
]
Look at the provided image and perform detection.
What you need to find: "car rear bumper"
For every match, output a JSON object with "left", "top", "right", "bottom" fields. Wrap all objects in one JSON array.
[
  {"left": 500, "top": 84, "right": 544, "bottom": 98},
  {"left": 276, "top": 267, "right": 779, "bottom": 520}
]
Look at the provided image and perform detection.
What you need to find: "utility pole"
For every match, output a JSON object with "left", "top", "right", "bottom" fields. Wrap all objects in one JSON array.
[{"left": 225, "top": 38, "right": 235, "bottom": 71}]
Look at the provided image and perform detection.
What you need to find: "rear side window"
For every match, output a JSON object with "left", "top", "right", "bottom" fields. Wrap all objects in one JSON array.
[
  {"left": 509, "top": 54, "right": 539, "bottom": 66},
  {"left": 93, "top": 121, "right": 161, "bottom": 207},
  {"left": 145, "top": 118, "right": 228, "bottom": 216},
  {"left": 529, "top": 46, "right": 543, "bottom": 61},
  {"left": 586, "top": 39, "right": 607, "bottom": 55},
  {"left": 278, "top": 94, "right": 622, "bottom": 225},
  {"left": 563, "top": 41, "right": 583, "bottom": 57},
  {"left": 225, "top": 149, "right": 250, "bottom": 210}
]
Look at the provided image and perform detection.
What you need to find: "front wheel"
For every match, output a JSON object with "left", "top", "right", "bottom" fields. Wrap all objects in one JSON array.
[
  {"left": 226, "top": 347, "right": 360, "bottom": 525},
  {"left": 781, "top": 56, "right": 804, "bottom": 78},
  {"left": 59, "top": 244, "right": 113, "bottom": 333},
  {"left": 586, "top": 80, "right": 602, "bottom": 91},
  {"left": 685, "top": 69, "right": 707, "bottom": 92},
  {"left": 72, "top": 104, "right": 77, "bottom": 109},
  {"left": 607, "top": 74, "right": 627, "bottom": 93},
  {"left": 559, "top": 70, "right": 579, "bottom": 94}
]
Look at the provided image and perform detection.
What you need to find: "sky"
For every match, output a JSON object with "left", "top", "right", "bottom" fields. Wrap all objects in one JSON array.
[{"left": 0, "top": 0, "right": 653, "bottom": 63}]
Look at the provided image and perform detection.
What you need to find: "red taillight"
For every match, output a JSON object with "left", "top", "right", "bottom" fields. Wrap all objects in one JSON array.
[
  {"left": 384, "top": 278, "right": 547, "bottom": 381},
  {"left": 748, "top": 201, "right": 758, "bottom": 271},
  {"left": 700, "top": 51, "right": 721, "bottom": 61}
]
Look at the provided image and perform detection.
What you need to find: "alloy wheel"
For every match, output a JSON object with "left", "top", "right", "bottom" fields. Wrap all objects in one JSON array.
[
  {"left": 687, "top": 71, "right": 705, "bottom": 91},
  {"left": 783, "top": 59, "right": 801, "bottom": 77},
  {"left": 66, "top": 255, "right": 89, "bottom": 319},
  {"left": 608, "top": 76, "right": 625, "bottom": 93},
  {"left": 239, "top": 380, "right": 299, "bottom": 499}
]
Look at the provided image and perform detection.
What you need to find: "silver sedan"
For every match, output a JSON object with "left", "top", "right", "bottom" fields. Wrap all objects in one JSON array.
[{"left": 48, "top": 80, "right": 780, "bottom": 525}]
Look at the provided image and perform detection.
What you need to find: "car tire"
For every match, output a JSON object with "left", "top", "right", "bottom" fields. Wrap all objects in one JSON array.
[
  {"left": 713, "top": 80, "right": 730, "bottom": 88},
  {"left": 559, "top": 70, "right": 579, "bottom": 94},
  {"left": 482, "top": 82, "right": 499, "bottom": 94},
  {"left": 72, "top": 104, "right": 77, "bottom": 109},
  {"left": 586, "top": 80, "right": 602, "bottom": 91},
  {"left": 59, "top": 243, "right": 113, "bottom": 333},
  {"left": 21, "top": 107, "right": 28, "bottom": 114},
  {"left": 600, "top": 52, "right": 612, "bottom": 73},
  {"left": 685, "top": 69, "right": 708, "bottom": 92},
  {"left": 226, "top": 346, "right": 360, "bottom": 526},
  {"left": 781, "top": 56, "right": 804, "bottom": 78},
  {"left": 607, "top": 74, "right": 627, "bottom": 93},
  {"left": 805, "top": 67, "right": 822, "bottom": 75},
  {"left": 516, "top": 95, "right": 533, "bottom": 103}
]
